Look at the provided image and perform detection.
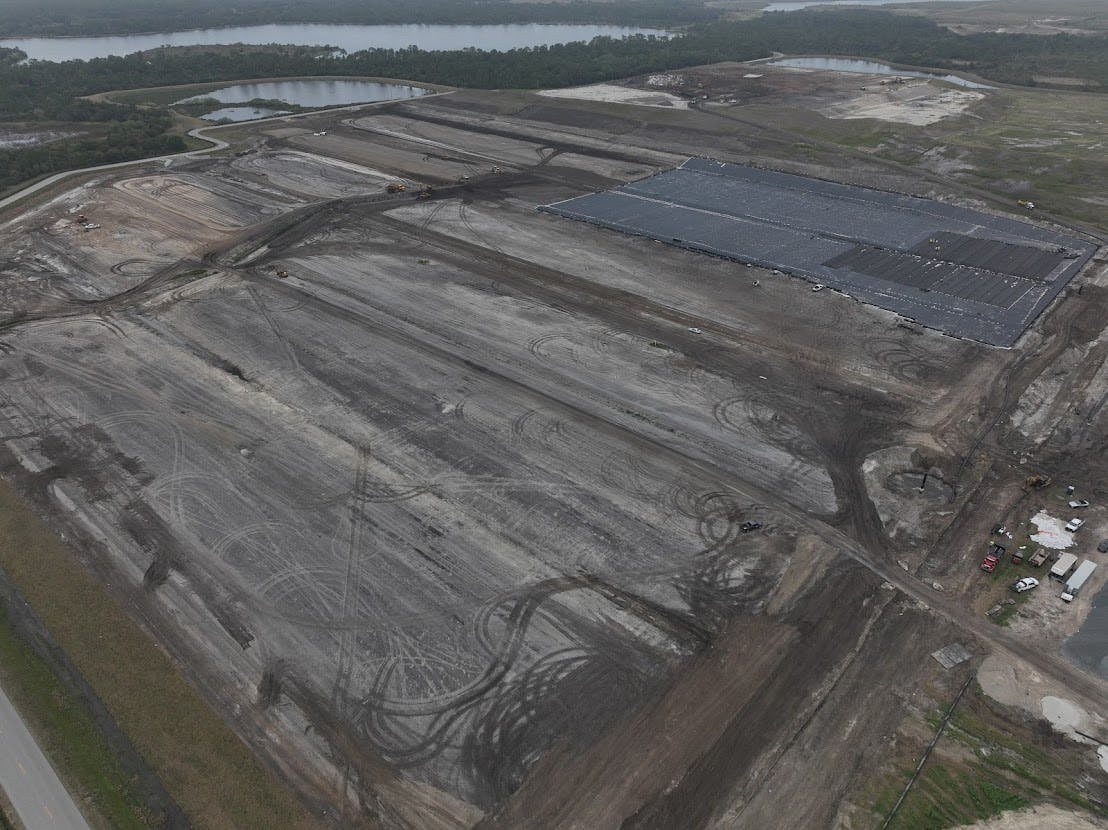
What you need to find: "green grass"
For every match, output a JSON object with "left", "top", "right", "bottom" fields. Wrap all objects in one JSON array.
[
  {"left": 882, "top": 759, "right": 1026, "bottom": 830},
  {"left": 0, "top": 605, "right": 153, "bottom": 829},
  {"left": 0, "top": 793, "right": 18, "bottom": 830},
  {"left": 0, "top": 480, "right": 320, "bottom": 830},
  {"left": 870, "top": 689, "right": 1108, "bottom": 830}
]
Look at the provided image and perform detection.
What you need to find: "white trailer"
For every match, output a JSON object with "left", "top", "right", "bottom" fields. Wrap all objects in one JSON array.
[
  {"left": 1061, "top": 560, "right": 1097, "bottom": 602},
  {"left": 1050, "top": 552, "right": 1078, "bottom": 580}
]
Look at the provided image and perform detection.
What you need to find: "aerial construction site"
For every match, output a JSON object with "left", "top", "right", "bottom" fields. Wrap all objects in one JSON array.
[{"left": 1, "top": 60, "right": 1106, "bottom": 829}]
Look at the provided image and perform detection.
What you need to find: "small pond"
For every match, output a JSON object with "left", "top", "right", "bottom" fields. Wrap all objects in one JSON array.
[
  {"left": 179, "top": 79, "right": 430, "bottom": 121},
  {"left": 198, "top": 106, "right": 292, "bottom": 122},
  {"left": 763, "top": 56, "right": 994, "bottom": 89},
  {"left": 1065, "top": 583, "right": 1108, "bottom": 679}
]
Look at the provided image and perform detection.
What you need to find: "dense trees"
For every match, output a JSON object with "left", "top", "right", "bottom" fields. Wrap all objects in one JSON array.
[
  {"left": 2, "top": 11, "right": 1106, "bottom": 192},
  {"left": 0, "top": 111, "right": 184, "bottom": 189},
  {"left": 4, "top": 12, "right": 1106, "bottom": 110}
]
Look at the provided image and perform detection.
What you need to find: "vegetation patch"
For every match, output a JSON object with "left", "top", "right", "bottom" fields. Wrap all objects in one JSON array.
[
  {"left": 0, "top": 603, "right": 153, "bottom": 829},
  {"left": 866, "top": 685, "right": 1108, "bottom": 829},
  {"left": 0, "top": 479, "right": 320, "bottom": 829}
]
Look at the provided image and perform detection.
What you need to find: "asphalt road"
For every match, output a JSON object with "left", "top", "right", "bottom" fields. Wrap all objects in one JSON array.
[{"left": 0, "top": 682, "right": 89, "bottom": 830}]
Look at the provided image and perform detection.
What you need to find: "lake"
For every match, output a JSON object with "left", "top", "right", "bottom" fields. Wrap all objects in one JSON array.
[
  {"left": 763, "top": 56, "right": 994, "bottom": 89},
  {"left": 179, "top": 79, "right": 430, "bottom": 120},
  {"left": 0, "top": 23, "right": 667, "bottom": 63}
]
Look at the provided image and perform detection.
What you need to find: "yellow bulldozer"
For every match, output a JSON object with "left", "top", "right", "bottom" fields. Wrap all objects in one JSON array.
[{"left": 1024, "top": 473, "right": 1052, "bottom": 490}]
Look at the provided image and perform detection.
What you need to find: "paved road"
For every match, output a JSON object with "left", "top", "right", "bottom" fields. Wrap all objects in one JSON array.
[{"left": 0, "top": 682, "right": 89, "bottom": 830}]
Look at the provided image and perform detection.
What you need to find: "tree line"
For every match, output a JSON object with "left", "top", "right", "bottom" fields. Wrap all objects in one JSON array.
[
  {"left": 2, "top": 11, "right": 1107, "bottom": 192},
  {"left": 4, "top": 11, "right": 1106, "bottom": 108},
  {"left": 0, "top": 111, "right": 184, "bottom": 190}
]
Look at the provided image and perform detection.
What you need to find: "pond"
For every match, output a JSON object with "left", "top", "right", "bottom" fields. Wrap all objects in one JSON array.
[
  {"left": 178, "top": 79, "right": 430, "bottom": 114},
  {"left": 0, "top": 23, "right": 668, "bottom": 63},
  {"left": 1065, "top": 582, "right": 1108, "bottom": 679},
  {"left": 763, "top": 56, "right": 994, "bottom": 89},
  {"left": 198, "top": 106, "right": 292, "bottom": 122}
]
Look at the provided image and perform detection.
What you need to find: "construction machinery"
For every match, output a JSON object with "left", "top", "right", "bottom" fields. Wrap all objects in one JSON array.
[
  {"left": 386, "top": 183, "right": 407, "bottom": 194},
  {"left": 1024, "top": 473, "right": 1052, "bottom": 490},
  {"left": 1061, "top": 560, "right": 1097, "bottom": 602}
]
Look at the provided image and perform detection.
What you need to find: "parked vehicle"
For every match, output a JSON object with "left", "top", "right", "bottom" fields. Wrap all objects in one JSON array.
[
  {"left": 1061, "top": 561, "right": 1097, "bottom": 602},
  {"left": 1097, "top": 539, "right": 1108, "bottom": 553},
  {"left": 1068, "top": 499, "right": 1090, "bottom": 509},
  {"left": 1065, "top": 518, "right": 1085, "bottom": 533},
  {"left": 1029, "top": 549, "right": 1050, "bottom": 567},
  {"left": 1012, "top": 577, "right": 1039, "bottom": 593},
  {"left": 740, "top": 521, "right": 762, "bottom": 532},
  {"left": 1050, "top": 552, "right": 1078, "bottom": 580},
  {"left": 981, "top": 554, "right": 1000, "bottom": 573}
]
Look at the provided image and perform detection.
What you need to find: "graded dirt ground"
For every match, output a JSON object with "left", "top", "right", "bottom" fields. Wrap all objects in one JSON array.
[{"left": 0, "top": 62, "right": 1106, "bottom": 829}]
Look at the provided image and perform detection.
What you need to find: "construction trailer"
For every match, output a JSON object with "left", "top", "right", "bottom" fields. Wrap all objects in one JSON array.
[
  {"left": 1049, "top": 552, "right": 1078, "bottom": 581},
  {"left": 1061, "top": 560, "right": 1097, "bottom": 602}
]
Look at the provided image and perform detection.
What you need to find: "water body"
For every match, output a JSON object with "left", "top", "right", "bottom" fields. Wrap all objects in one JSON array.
[
  {"left": 764, "top": 0, "right": 991, "bottom": 10},
  {"left": 764, "top": 56, "right": 994, "bottom": 89},
  {"left": 179, "top": 79, "right": 429, "bottom": 113},
  {"left": 1065, "top": 583, "right": 1108, "bottom": 679},
  {"left": 199, "top": 106, "right": 292, "bottom": 122},
  {"left": 0, "top": 23, "right": 666, "bottom": 63}
]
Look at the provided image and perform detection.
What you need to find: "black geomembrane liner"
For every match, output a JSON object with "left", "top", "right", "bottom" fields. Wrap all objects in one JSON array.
[{"left": 540, "top": 159, "right": 1097, "bottom": 346}]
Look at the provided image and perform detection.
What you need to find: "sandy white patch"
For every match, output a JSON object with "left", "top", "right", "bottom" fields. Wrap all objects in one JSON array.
[
  {"left": 1030, "top": 511, "right": 1075, "bottom": 550},
  {"left": 1041, "top": 696, "right": 1095, "bottom": 743},
  {"left": 536, "top": 84, "right": 688, "bottom": 109},
  {"left": 823, "top": 83, "right": 984, "bottom": 126},
  {"left": 0, "top": 129, "right": 79, "bottom": 149},
  {"left": 646, "top": 73, "right": 683, "bottom": 87},
  {"left": 952, "top": 803, "right": 1108, "bottom": 829}
]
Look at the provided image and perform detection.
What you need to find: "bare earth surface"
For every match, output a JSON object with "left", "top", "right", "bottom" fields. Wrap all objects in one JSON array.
[{"left": 0, "top": 61, "right": 1106, "bottom": 828}]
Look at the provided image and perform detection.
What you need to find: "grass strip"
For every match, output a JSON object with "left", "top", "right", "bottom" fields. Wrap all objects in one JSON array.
[
  {"left": 0, "top": 603, "right": 152, "bottom": 829},
  {"left": 0, "top": 478, "right": 320, "bottom": 830}
]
